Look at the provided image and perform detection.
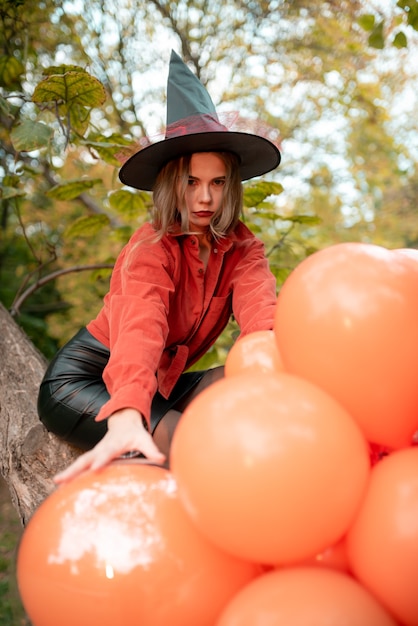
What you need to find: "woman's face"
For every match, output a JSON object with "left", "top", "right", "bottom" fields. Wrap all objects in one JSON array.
[{"left": 183, "top": 152, "right": 226, "bottom": 233}]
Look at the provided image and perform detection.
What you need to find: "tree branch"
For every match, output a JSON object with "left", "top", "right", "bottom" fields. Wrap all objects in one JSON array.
[
  {"left": 0, "top": 302, "right": 81, "bottom": 525},
  {"left": 10, "top": 263, "right": 114, "bottom": 317}
]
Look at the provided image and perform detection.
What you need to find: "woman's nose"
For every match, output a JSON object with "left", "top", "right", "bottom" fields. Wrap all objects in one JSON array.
[{"left": 198, "top": 184, "right": 212, "bottom": 203}]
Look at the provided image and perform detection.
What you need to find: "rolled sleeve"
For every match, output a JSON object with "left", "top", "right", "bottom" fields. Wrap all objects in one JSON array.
[
  {"left": 231, "top": 236, "right": 277, "bottom": 336},
  {"left": 95, "top": 233, "right": 175, "bottom": 427}
]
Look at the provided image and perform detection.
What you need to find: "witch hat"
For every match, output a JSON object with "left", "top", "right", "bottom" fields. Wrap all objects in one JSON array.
[{"left": 119, "top": 50, "right": 281, "bottom": 191}]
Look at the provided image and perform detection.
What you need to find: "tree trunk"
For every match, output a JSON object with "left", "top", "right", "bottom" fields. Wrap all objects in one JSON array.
[{"left": 0, "top": 302, "right": 80, "bottom": 526}]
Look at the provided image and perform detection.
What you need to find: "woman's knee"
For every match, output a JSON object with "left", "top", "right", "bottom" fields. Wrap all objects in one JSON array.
[
  {"left": 153, "top": 409, "right": 182, "bottom": 462},
  {"left": 188, "top": 365, "right": 224, "bottom": 400},
  {"left": 169, "top": 365, "right": 224, "bottom": 419},
  {"left": 203, "top": 365, "right": 224, "bottom": 386},
  {"left": 153, "top": 367, "right": 225, "bottom": 461}
]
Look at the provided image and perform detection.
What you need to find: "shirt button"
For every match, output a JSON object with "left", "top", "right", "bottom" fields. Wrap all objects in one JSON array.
[
  {"left": 198, "top": 268, "right": 204, "bottom": 275},
  {"left": 213, "top": 248, "right": 218, "bottom": 254}
]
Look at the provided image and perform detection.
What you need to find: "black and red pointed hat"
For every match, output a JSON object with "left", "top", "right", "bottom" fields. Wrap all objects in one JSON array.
[{"left": 119, "top": 50, "right": 281, "bottom": 191}]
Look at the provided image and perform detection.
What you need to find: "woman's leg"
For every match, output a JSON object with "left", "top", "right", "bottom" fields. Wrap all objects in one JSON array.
[
  {"left": 153, "top": 366, "right": 224, "bottom": 462},
  {"left": 38, "top": 328, "right": 110, "bottom": 450},
  {"left": 39, "top": 326, "right": 224, "bottom": 458}
]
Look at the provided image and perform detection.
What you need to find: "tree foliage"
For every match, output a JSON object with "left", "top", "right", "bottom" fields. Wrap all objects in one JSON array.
[
  {"left": 358, "top": 0, "right": 418, "bottom": 49},
  {"left": 1, "top": 0, "right": 418, "bottom": 364}
]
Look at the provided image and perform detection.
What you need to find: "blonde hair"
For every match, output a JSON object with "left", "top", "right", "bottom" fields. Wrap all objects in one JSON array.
[{"left": 152, "top": 151, "right": 243, "bottom": 240}]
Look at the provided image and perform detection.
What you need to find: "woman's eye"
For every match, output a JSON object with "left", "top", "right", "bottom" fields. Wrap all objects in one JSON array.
[
  {"left": 187, "top": 178, "right": 197, "bottom": 186},
  {"left": 213, "top": 178, "right": 226, "bottom": 186}
]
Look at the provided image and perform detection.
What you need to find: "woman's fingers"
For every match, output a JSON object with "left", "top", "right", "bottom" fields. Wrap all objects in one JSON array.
[
  {"left": 53, "top": 418, "right": 166, "bottom": 484},
  {"left": 53, "top": 443, "right": 164, "bottom": 484},
  {"left": 54, "top": 450, "right": 98, "bottom": 483},
  {"left": 136, "top": 433, "right": 166, "bottom": 463},
  {"left": 87, "top": 431, "right": 165, "bottom": 472}
]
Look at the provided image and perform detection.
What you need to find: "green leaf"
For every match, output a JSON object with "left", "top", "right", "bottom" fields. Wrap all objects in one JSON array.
[
  {"left": 61, "top": 102, "right": 91, "bottom": 135},
  {"left": 291, "top": 214, "right": 322, "bottom": 226},
  {"left": 32, "top": 69, "right": 106, "bottom": 109},
  {"left": 243, "top": 181, "right": 284, "bottom": 208},
  {"left": 253, "top": 209, "right": 284, "bottom": 221},
  {"left": 10, "top": 121, "right": 54, "bottom": 152},
  {"left": 0, "top": 95, "right": 16, "bottom": 120},
  {"left": 3, "top": 174, "right": 20, "bottom": 187},
  {"left": 46, "top": 178, "right": 102, "bottom": 200},
  {"left": 397, "top": 0, "right": 418, "bottom": 23},
  {"left": 41, "top": 65, "right": 88, "bottom": 77},
  {"left": 108, "top": 189, "right": 150, "bottom": 217},
  {"left": 357, "top": 14, "right": 376, "bottom": 31},
  {"left": 86, "top": 145, "right": 121, "bottom": 166},
  {"left": 0, "top": 55, "right": 24, "bottom": 87},
  {"left": 393, "top": 31, "right": 408, "bottom": 47},
  {"left": 32, "top": 69, "right": 106, "bottom": 138},
  {"left": 0, "top": 186, "right": 26, "bottom": 200},
  {"left": 368, "top": 21, "right": 385, "bottom": 49},
  {"left": 245, "top": 222, "right": 263, "bottom": 234},
  {"left": 84, "top": 133, "right": 133, "bottom": 166},
  {"left": 64, "top": 214, "right": 110, "bottom": 238},
  {"left": 407, "top": 4, "right": 418, "bottom": 29}
]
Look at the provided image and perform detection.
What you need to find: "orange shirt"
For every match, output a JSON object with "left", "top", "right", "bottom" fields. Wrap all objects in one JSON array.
[{"left": 87, "top": 220, "right": 277, "bottom": 427}]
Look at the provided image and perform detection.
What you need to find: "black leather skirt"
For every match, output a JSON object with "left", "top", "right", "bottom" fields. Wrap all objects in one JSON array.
[{"left": 37, "top": 327, "right": 204, "bottom": 450}]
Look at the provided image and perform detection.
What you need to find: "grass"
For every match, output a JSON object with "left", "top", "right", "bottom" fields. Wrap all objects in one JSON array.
[{"left": 0, "top": 477, "right": 30, "bottom": 626}]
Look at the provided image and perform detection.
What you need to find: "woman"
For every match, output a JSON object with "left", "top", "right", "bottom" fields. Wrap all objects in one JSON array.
[{"left": 38, "top": 51, "right": 281, "bottom": 482}]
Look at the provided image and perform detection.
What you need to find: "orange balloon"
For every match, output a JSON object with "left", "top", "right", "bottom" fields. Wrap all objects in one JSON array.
[
  {"left": 171, "top": 372, "right": 370, "bottom": 565},
  {"left": 216, "top": 567, "right": 397, "bottom": 626},
  {"left": 17, "top": 463, "right": 258, "bottom": 626},
  {"left": 274, "top": 242, "right": 418, "bottom": 449},
  {"left": 346, "top": 447, "right": 418, "bottom": 626},
  {"left": 302, "top": 537, "right": 351, "bottom": 574},
  {"left": 225, "top": 330, "right": 283, "bottom": 377},
  {"left": 396, "top": 248, "right": 418, "bottom": 262}
]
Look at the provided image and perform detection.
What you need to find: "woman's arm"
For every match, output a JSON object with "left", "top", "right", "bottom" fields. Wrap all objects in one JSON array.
[
  {"left": 93, "top": 231, "right": 176, "bottom": 428},
  {"left": 55, "top": 232, "right": 175, "bottom": 482},
  {"left": 232, "top": 234, "right": 277, "bottom": 335}
]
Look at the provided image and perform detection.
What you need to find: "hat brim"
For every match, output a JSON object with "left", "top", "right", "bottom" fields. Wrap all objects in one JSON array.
[{"left": 119, "top": 132, "right": 281, "bottom": 191}]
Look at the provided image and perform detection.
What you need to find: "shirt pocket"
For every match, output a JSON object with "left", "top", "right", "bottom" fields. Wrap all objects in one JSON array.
[{"left": 201, "top": 293, "right": 233, "bottom": 330}]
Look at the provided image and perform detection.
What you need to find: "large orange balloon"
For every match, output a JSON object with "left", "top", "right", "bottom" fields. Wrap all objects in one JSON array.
[
  {"left": 346, "top": 447, "right": 418, "bottom": 626},
  {"left": 216, "top": 567, "right": 397, "bottom": 626},
  {"left": 396, "top": 247, "right": 418, "bottom": 262},
  {"left": 225, "top": 330, "right": 283, "bottom": 377},
  {"left": 171, "top": 372, "right": 370, "bottom": 565},
  {"left": 274, "top": 242, "right": 418, "bottom": 449},
  {"left": 17, "top": 463, "right": 258, "bottom": 626}
]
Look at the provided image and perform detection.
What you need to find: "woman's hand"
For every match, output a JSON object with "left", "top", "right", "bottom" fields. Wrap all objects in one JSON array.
[{"left": 53, "top": 408, "right": 166, "bottom": 484}]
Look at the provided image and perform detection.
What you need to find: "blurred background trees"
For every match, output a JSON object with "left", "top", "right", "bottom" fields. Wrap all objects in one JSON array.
[
  {"left": 1, "top": 0, "right": 417, "bottom": 363},
  {"left": 1, "top": 3, "right": 417, "bottom": 621}
]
